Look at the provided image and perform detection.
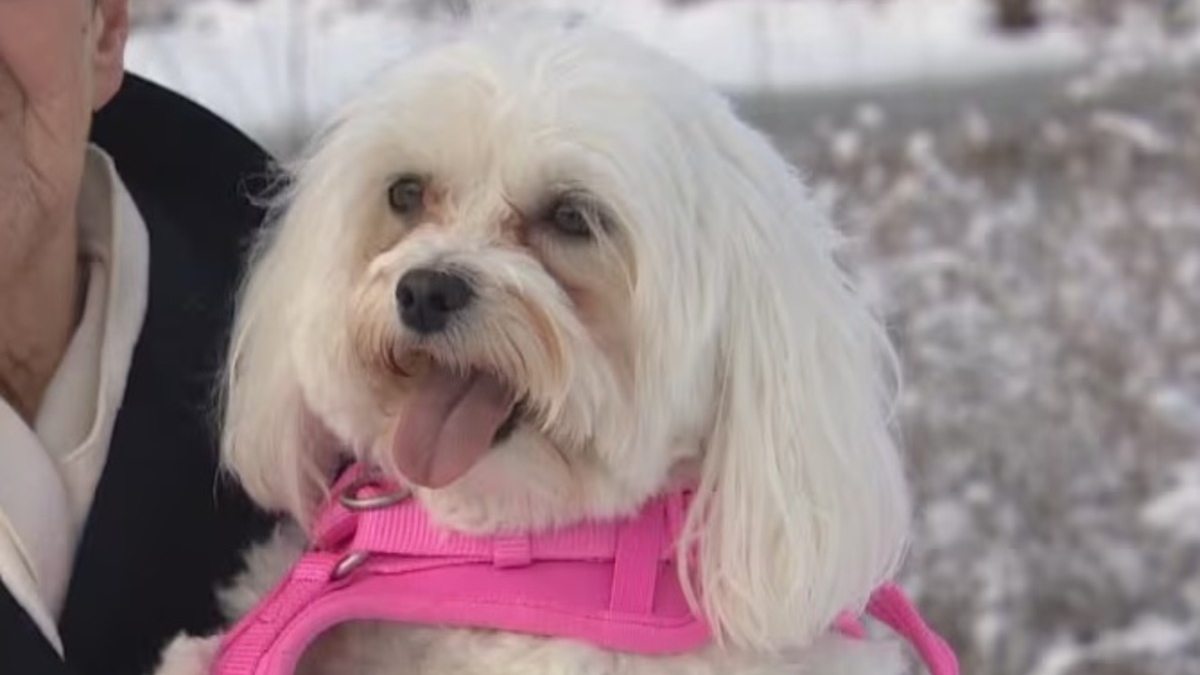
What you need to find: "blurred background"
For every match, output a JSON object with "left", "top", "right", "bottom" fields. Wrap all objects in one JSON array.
[{"left": 123, "top": 1, "right": 1200, "bottom": 673}]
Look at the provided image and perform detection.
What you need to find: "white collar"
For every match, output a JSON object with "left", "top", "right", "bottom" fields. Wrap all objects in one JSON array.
[{"left": 0, "top": 145, "right": 149, "bottom": 651}]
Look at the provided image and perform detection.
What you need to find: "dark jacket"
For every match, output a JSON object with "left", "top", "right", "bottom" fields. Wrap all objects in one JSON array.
[{"left": 0, "top": 74, "right": 276, "bottom": 675}]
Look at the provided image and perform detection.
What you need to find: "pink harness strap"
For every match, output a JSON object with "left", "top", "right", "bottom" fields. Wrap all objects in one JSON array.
[{"left": 212, "top": 465, "right": 957, "bottom": 675}]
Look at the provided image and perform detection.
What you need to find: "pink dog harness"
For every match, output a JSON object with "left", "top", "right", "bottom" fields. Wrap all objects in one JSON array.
[{"left": 213, "top": 464, "right": 958, "bottom": 675}]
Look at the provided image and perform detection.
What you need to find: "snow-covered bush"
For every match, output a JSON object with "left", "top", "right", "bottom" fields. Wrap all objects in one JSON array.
[{"left": 799, "top": 78, "right": 1200, "bottom": 675}]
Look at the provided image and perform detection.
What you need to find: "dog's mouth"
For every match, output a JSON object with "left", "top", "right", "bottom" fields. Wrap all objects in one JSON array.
[
  {"left": 390, "top": 356, "right": 528, "bottom": 489},
  {"left": 492, "top": 399, "right": 525, "bottom": 446}
]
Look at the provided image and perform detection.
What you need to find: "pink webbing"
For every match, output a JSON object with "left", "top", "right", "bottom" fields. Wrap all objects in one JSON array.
[
  {"left": 865, "top": 583, "right": 959, "bottom": 675},
  {"left": 345, "top": 500, "right": 669, "bottom": 563},
  {"left": 213, "top": 464, "right": 958, "bottom": 675},
  {"left": 609, "top": 501, "right": 668, "bottom": 613},
  {"left": 215, "top": 553, "right": 342, "bottom": 675},
  {"left": 312, "top": 467, "right": 682, "bottom": 565}
]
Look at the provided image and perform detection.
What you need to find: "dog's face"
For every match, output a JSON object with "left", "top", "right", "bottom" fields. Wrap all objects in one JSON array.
[
  {"left": 224, "top": 18, "right": 911, "bottom": 650},
  {"left": 274, "top": 26, "right": 719, "bottom": 531},
  {"left": 330, "top": 66, "right": 669, "bottom": 526}
]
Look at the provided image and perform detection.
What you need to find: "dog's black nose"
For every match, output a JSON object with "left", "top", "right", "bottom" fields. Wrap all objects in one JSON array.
[{"left": 395, "top": 268, "right": 475, "bottom": 334}]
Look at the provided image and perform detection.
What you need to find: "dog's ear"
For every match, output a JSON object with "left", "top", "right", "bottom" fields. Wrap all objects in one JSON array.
[
  {"left": 682, "top": 99, "right": 912, "bottom": 651},
  {"left": 219, "top": 198, "right": 333, "bottom": 526}
]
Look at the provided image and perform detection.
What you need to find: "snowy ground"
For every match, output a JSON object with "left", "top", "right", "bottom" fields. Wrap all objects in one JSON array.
[
  {"left": 126, "top": 0, "right": 1141, "bottom": 154},
  {"left": 125, "top": 2, "right": 1200, "bottom": 674},
  {"left": 805, "top": 77, "right": 1200, "bottom": 675}
]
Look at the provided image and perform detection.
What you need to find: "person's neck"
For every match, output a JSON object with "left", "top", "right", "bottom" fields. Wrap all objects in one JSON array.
[{"left": 0, "top": 208, "right": 82, "bottom": 423}]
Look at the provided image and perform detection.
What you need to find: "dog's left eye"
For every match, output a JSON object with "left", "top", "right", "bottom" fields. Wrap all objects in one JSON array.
[
  {"left": 549, "top": 201, "right": 594, "bottom": 239},
  {"left": 388, "top": 175, "right": 426, "bottom": 215}
]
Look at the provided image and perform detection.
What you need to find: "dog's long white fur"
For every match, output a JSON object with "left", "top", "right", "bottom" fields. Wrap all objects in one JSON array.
[{"left": 161, "top": 13, "right": 914, "bottom": 675}]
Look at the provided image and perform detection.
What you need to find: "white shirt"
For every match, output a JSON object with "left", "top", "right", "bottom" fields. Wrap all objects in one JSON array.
[{"left": 0, "top": 146, "right": 150, "bottom": 653}]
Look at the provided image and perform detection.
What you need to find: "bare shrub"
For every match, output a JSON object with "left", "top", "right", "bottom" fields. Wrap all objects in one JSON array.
[{"left": 789, "top": 80, "right": 1200, "bottom": 675}]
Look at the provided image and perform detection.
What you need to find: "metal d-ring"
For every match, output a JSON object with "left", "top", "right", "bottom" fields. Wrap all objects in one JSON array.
[
  {"left": 337, "top": 474, "right": 411, "bottom": 511},
  {"left": 331, "top": 550, "right": 370, "bottom": 580}
]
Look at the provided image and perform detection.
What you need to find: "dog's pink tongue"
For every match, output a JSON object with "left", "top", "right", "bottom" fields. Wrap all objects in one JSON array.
[{"left": 391, "top": 366, "right": 515, "bottom": 489}]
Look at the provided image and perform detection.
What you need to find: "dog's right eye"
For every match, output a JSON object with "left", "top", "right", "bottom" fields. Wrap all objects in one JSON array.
[
  {"left": 550, "top": 201, "right": 593, "bottom": 239},
  {"left": 387, "top": 176, "right": 426, "bottom": 215}
]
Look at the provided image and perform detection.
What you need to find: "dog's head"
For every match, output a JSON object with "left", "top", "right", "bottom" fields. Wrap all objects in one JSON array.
[{"left": 222, "top": 16, "right": 910, "bottom": 651}]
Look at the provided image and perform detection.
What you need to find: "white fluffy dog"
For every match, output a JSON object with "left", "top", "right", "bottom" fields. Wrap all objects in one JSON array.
[{"left": 155, "top": 14, "right": 918, "bottom": 675}]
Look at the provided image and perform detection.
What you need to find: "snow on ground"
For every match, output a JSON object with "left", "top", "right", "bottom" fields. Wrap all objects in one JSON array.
[
  {"left": 1143, "top": 458, "right": 1200, "bottom": 541},
  {"left": 533, "top": 0, "right": 1089, "bottom": 89},
  {"left": 127, "top": 0, "right": 423, "bottom": 145},
  {"left": 1029, "top": 615, "right": 1199, "bottom": 675},
  {"left": 803, "top": 70, "right": 1200, "bottom": 675},
  {"left": 126, "top": 0, "right": 1094, "bottom": 146}
]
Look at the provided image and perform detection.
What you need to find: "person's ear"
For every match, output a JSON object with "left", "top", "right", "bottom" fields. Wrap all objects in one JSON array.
[{"left": 90, "top": 0, "right": 130, "bottom": 110}]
